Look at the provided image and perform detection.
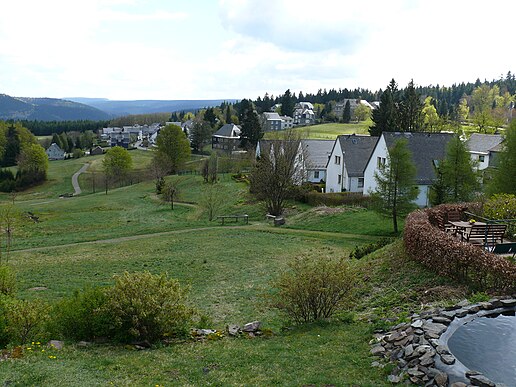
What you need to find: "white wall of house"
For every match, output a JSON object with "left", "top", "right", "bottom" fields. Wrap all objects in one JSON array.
[
  {"left": 363, "top": 135, "right": 387, "bottom": 195},
  {"left": 348, "top": 177, "right": 364, "bottom": 192},
  {"left": 469, "top": 151, "right": 489, "bottom": 170},
  {"left": 325, "top": 140, "right": 344, "bottom": 193},
  {"left": 307, "top": 169, "right": 326, "bottom": 183}
]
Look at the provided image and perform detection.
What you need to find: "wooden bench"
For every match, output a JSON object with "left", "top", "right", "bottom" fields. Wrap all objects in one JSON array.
[
  {"left": 461, "top": 224, "right": 507, "bottom": 248},
  {"left": 217, "top": 214, "right": 249, "bottom": 225}
]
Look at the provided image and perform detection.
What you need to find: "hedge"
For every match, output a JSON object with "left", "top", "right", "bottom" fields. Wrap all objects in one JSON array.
[
  {"left": 403, "top": 204, "right": 516, "bottom": 292},
  {"left": 302, "top": 191, "right": 374, "bottom": 208}
]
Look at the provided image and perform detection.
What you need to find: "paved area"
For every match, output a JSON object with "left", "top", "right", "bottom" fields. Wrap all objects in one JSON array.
[{"left": 72, "top": 163, "right": 90, "bottom": 195}]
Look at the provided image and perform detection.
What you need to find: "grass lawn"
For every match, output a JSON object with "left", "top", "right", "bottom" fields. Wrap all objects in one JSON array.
[
  {"left": 0, "top": 157, "right": 467, "bottom": 386},
  {"left": 265, "top": 120, "right": 372, "bottom": 140}
]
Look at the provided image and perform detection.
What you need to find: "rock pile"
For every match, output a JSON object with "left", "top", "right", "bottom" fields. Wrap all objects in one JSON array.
[{"left": 370, "top": 298, "right": 516, "bottom": 386}]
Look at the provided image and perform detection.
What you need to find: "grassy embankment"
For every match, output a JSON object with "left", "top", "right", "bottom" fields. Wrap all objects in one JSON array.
[{"left": 0, "top": 153, "right": 464, "bottom": 386}]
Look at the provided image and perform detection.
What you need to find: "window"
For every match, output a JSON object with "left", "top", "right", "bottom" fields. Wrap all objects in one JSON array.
[
  {"left": 337, "top": 174, "right": 342, "bottom": 184},
  {"left": 314, "top": 171, "right": 320, "bottom": 179},
  {"left": 335, "top": 155, "right": 341, "bottom": 165},
  {"left": 479, "top": 155, "right": 485, "bottom": 163},
  {"left": 358, "top": 178, "right": 364, "bottom": 188}
]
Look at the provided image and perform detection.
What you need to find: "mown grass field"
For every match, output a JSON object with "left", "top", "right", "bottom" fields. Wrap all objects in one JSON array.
[
  {"left": 0, "top": 154, "right": 464, "bottom": 386},
  {"left": 265, "top": 120, "right": 372, "bottom": 140}
]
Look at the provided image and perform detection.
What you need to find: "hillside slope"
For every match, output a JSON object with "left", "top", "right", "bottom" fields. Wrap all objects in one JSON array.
[{"left": 0, "top": 94, "right": 110, "bottom": 121}]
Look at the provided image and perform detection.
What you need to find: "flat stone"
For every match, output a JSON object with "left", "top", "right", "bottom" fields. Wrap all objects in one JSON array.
[
  {"left": 415, "top": 345, "right": 432, "bottom": 355},
  {"left": 500, "top": 298, "right": 516, "bottom": 307},
  {"left": 465, "top": 370, "right": 482, "bottom": 377},
  {"left": 394, "top": 337, "right": 409, "bottom": 347},
  {"left": 429, "top": 339, "right": 440, "bottom": 347},
  {"left": 371, "top": 345, "right": 386, "bottom": 356},
  {"left": 419, "top": 354, "right": 434, "bottom": 367},
  {"left": 440, "top": 354, "right": 455, "bottom": 365},
  {"left": 48, "top": 340, "right": 64, "bottom": 350},
  {"left": 466, "top": 304, "right": 481, "bottom": 314},
  {"left": 242, "top": 321, "right": 261, "bottom": 332},
  {"left": 426, "top": 367, "right": 441, "bottom": 378},
  {"left": 478, "top": 302, "right": 495, "bottom": 310},
  {"left": 488, "top": 298, "right": 502, "bottom": 308},
  {"left": 411, "top": 320, "right": 424, "bottom": 328},
  {"left": 409, "top": 376, "right": 423, "bottom": 384},
  {"left": 414, "top": 328, "right": 424, "bottom": 335},
  {"left": 436, "top": 345, "right": 451, "bottom": 355},
  {"left": 455, "top": 309, "right": 469, "bottom": 318},
  {"left": 432, "top": 316, "right": 452, "bottom": 325},
  {"left": 387, "top": 375, "right": 402, "bottom": 383},
  {"left": 227, "top": 324, "right": 241, "bottom": 336},
  {"left": 441, "top": 310, "right": 458, "bottom": 319},
  {"left": 450, "top": 383, "right": 467, "bottom": 387},
  {"left": 407, "top": 367, "right": 425, "bottom": 377},
  {"left": 424, "top": 322, "right": 447, "bottom": 336},
  {"left": 434, "top": 372, "right": 449, "bottom": 387},
  {"left": 468, "top": 374, "right": 495, "bottom": 387},
  {"left": 387, "top": 331, "right": 406, "bottom": 342},
  {"left": 404, "top": 344, "right": 414, "bottom": 357}
]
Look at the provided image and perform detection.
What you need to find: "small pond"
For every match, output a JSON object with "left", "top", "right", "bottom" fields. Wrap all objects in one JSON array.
[{"left": 447, "top": 310, "right": 516, "bottom": 385}]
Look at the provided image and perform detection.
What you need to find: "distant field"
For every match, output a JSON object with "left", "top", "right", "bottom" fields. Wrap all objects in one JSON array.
[{"left": 265, "top": 120, "right": 372, "bottom": 140}]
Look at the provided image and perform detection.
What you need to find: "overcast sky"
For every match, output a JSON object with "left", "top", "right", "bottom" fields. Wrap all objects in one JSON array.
[{"left": 0, "top": 0, "right": 514, "bottom": 100}]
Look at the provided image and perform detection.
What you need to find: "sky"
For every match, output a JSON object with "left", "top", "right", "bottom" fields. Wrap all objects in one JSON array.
[{"left": 0, "top": 0, "right": 514, "bottom": 101}]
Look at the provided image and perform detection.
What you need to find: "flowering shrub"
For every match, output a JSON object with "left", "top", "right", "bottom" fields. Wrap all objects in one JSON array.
[
  {"left": 5, "top": 298, "right": 51, "bottom": 345},
  {"left": 404, "top": 205, "right": 516, "bottom": 292}
]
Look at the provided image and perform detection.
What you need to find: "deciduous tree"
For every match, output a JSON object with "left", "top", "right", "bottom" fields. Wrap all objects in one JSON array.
[
  {"left": 156, "top": 124, "right": 191, "bottom": 174},
  {"left": 102, "top": 146, "right": 132, "bottom": 193},
  {"left": 489, "top": 120, "right": 516, "bottom": 194}
]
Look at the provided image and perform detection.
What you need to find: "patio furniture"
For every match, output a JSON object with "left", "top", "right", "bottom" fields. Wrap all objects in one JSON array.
[{"left": 492, "top": 242, "right": 516, "bottom": 258}]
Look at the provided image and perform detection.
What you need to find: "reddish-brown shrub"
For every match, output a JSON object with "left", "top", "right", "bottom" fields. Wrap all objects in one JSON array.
[{"left": 403, "top": 205, "right": 516, "bottom": 293}]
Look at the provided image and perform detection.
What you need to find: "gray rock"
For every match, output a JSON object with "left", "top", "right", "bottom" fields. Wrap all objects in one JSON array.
[
  {"left": 440, "top": 354, "right": 455, "bottom": 365},
  {"left": 488, "top": 298, "right": 502, "bottom": 308},
  {"left": 411, "top": 319, "right": 424, "bottom": 328},
  {"left": 242, "top": 321, "right": 261, "bottom": 332},
  {"left": 465, "top": 370, "right": 482, "bottom": 377},
  {"left": 432, "top": 316, "right": 452, "bottom": 325},
  {"left": 419, "top": 353, "right": 435, "bottom": 367},
  {"left": 48, "top": 340, "right": 64, "bottom": 350},
  {"left": 450, "top": 383, "right": 467, "bottom": 387},
  {"left": 407, "top": 367, "right": 425, "bottom": 377},
  {"left": 387, "top": 331, "right": 406, "bottom": 342},
  {"left": 455, "top": 309, "right": 469, "bottom": 318},
  {"left": 371, "top": 345, "right": 386, "bottom": 356},
  {"left": 436, "top": 345, "right": 451, "bottom": 355},
  {"left": 441, "top": 310, "right": 459, "bottom": 319},
  {"left": 500, "top": 298, "right": 516, "bottom": 307},
  {"left": 434, "top": 372, "right": 449, "bottom": 387},
  {"left": 424, "top": 322, "right": 447, "bottom": 336},
  {"left": 416, "top": 345, "right": 433, "bottom": 356},
  {"left": 227, "top": 324, "right": 241, "bottom": 336},
  {"left": 468, "top": 374, "right": 495, "bottom": 387},
  {"left": 478, "top": 302, "right": 495, "bottom": 310},
  {"left": 404, "top": 344, "right": 414, "bottom": 358},
  {"left": 429, "top": 338, "right": 440, "bottom": 347},
  {"left": 387, "top": 375, "right": 402, "bottom": 383},
  {"left": 466, "top": 304, "right": 481, "bottom": 314},
  {"left": 414, "top": 328, "right": 424, "bottom": 335}
]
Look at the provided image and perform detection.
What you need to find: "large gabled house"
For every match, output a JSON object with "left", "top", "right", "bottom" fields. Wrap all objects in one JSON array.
[
  {"left": 325, "top": 135, "right": 379, "bottom": 193},
  {"left": 466, "top": 133, "right": 504, "bottom": 170},
  {"left": 261, "top": 112, "right": 294, "bottom": 131},
  {"left": 212, "top": 123, "right": 242, "bottom": 152},
  {"left": 293, "top": 102, "right": 315, "bottom": 126},
  {"left": 46, "top": 143, "right": 65, "bottom": 160},
  {"left": 363, "top": 132, "right": 453, "bottom": 207}
]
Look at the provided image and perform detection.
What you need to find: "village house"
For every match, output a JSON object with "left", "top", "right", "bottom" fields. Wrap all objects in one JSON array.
[
  {"left": 293, "top": 102, "right": 315, "bottom": 126},
  {"left": 334, "top": 99, "right": 373, "bottom": 118},
  {"left": 261, "top": 112, "right": 294, "bottom": 131},
  {"left": 212, "top": 123, "right": 242, "bottom": 152},
  {"left": 45, "top": 142, "right": 65, "bottom": 160},
  {"left": 363, "top": 132, "right": 453, "bottom": 207},
  {"left": 466, "top": 133, "right": 504, "bottom": 170},
  {"left": 325, "top": 135, "right": 379, "bottom": 193}
]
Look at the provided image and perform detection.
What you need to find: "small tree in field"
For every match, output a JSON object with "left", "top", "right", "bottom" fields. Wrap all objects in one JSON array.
[
  {"left": 271, "top": 254, "right": 355, "bottom": 324},
  {"left": 199, "top": 183, "right": 226, "bottom": 221},
  {"left": 372, "top": 138, "right": 418, "bottom": 234},
  {"left": 162, "top": 180, "right": 181, "bottom": 210},
  {"left": 249, "top": 130, "right": 303, "bottom": 216},
  {"left": 102, "top": 146, "right": 132, "bottom": 193}
]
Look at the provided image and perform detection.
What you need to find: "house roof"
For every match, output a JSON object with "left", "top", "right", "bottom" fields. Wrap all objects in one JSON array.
[
  {"left": 263, "top": 112, "right": 282, "bottom": 120},
  {"left": 466, "top": 133, "right": 503, "bottom": 154},
  {"left": 338, "top": 135, "right": 379, "bottom": 177},
  {"left": 301, "top": 139, "right": 334, "bottom": 169},
  {"left": 213, "top": 124, "right": 241, "bottom": 138},
  {"left": 383, "top": 132, "right": 453, "bottom": 185},
  {"left": 46, "top": 142, "right": 64, "bottom": 152}
]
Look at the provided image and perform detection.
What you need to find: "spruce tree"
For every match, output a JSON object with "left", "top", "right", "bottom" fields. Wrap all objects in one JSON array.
[
  {"left": 342, "top": 100, "right": 351, "bottom": 123},
  {"left": 2, "top": 125, "right": 20, "bottom": 167},
  {"left": 488, "top": 120, "right": 516, "bottom": 194},
  {"left": 399, "top": 79, "right": 424, "bottom": 132},
  {"left": 369, "top": 79, "right": 399, "bottom": 136},
  {"left": 240, "top": 109, "right": 263, "bottom": 149},
  {"left": 280, "top": 89, "right": 294, "bottom": 117}
]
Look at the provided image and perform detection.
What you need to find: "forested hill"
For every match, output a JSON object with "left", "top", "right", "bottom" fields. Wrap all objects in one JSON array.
[{"left": 0, "top": 94, "right": 110, "bottom": 121}]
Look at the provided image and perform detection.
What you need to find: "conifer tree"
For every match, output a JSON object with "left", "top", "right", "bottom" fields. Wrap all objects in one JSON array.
[
  {"left": 488, "top": 120, "right": 516, "bottom": 194},
  {"left": 342, "top": 100, "right": 351, "bottom": 123},
  {"left": 369, "top": 79, "right": 399, "bottom": 136}
]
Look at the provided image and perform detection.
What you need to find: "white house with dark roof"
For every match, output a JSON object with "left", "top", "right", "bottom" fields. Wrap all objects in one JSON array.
[
  {"left": 325, "top": 135, "right": 379, "bottom": 193},
  {"left": 466, "top": 133, "right": 504, "bottom": 170},
  {"left": 261, "top": 112, "right": 294, "bottom": 131},
  {"left": 363, "top": 132, "right": 453, "bottom": 207},
  {"left": 212, "top": 123, "right": 241, "bottom": 152},
  {"left": 334, "top": 99, "right": 373, "bottom": 118}
]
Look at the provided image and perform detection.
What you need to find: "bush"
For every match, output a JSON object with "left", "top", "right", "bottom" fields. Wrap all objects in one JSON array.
[
  {"left": 483, "top": 194, "right": 516, "bottom": 236},
  {"left": 302, "top": 191, "right": 374, "bottom": 208},
  {"left": 271, "top": 255, "right": 355, "bottom": 324},
  {"left": 349, "top": 238, "right": 393, "bottom": 259},
  {"left": 101, "top": 271, "right": 195, "bottom": 342},
  {"left": 51, "top": 287, "right": 110, "bottom": 341},
  {"left": 5, "top": 298, "right": 51, "bottom": 345},
  {"left": 404, "top": 205, "right": 516, "bottom": 292},
  {"left": 0, "top": 295, "right": 13, "bottom": 348},
  {"left": 0, "top": 266, "right": 16, "bottom": 296}
]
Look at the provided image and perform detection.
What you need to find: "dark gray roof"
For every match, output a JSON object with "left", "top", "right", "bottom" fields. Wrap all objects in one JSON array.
[
  {"left": 383, "top": 132, "right": 453, "bottom": 185},
  {"left": 338, "top": 135, "right": 379, "bottom": 177},
  {"left": 213, "top": 124, "right": 241, "bottom": 138},
  {"left": 466, "top": 133, "right": 503, "bottom": 153},
  {"left": 301, "top": 139, "right": 334, "bottom": 169}
]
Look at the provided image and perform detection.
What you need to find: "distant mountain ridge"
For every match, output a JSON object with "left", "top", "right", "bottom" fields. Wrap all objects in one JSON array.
[
  {"left": 67, "top": 98, "right": 239, "bottom": 117},
  {"left": 0, "top": 94, "right": 111, "bottom": 121}
]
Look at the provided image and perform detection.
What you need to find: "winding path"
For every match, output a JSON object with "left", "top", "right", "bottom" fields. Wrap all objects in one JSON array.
[{"left": 71, "top": 163, "right": 89, "bottom": 195}]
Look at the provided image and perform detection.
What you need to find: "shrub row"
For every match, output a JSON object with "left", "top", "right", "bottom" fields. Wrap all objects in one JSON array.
[
  {"left": 349, "top": 238, "right": 393, "bottom": 260},
  {"left": 302, "top": 191, "right": 374, "bottom": 208},
  {"left": 403, "top": 205, "right": 516, "bottom": 292},
  {"left": 0, "top": 169, "right": 46, "bottom": 192}
]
